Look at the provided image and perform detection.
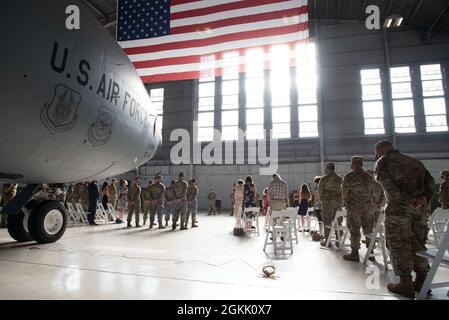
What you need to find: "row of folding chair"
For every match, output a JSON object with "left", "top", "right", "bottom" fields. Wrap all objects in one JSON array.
[{"left": 66, "top": 202, "right": 116, "bottom": 226}]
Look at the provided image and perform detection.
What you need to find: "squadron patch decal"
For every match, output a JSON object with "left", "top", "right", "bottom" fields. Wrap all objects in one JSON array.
[
  {"left": 41, "top": 84, "right": 82, "bottom": 134},
  {"left": 87, "top": 106, "right": 116, "bottom": 147}
]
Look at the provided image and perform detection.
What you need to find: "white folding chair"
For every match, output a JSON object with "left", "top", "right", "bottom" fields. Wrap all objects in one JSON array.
[
  {"left": 65, "top": 202, "right": 79, "bottom": 225},
  {"left": 285, "top": 207, "right": 299, "bottom": 244},
  {"left": 429, "top": 208, "right": 449, "bottom": 247},
  {"left": 107, "top": 203, "right": 117, "bottom": 221},
  {"left": 363, "top": 211, "right": 392, "bottom": 271},
  {"left": 325, "top": 208, "right": 350, "bottom": 249},
  {"left": 97, "top": 204, "right": 110, "bottom": 222},
  {"left": 417, "top": 220, "right": 449, "bottom": 300},
  {"left": 263, "top": 210, "right": 294, "bottom": 255},
  {"left": 74, "top": 203, "right": 88, "bottom": 224},
  {"left": 242, "top": 207, "right": 260, "bottom": 236}
]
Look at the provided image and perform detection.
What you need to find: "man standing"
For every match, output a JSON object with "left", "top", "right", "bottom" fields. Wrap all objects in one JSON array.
[
  {"left": 438, "top": 170, "right": 449, "bottom": 209},
  {"left": 164, "top": 180, "right": 175, "bottom": 227},
  {"left": 80, "top": 182, "right": 89, "bottom": 212},
  {"left": 87, "top": 180, "right": 99, "bottom": 226},
  {"left": 367, "top": 169, "right": 385, "bottom": 229},
  {"left": 374, "top": 140, "right": 435, "bottom": 298},
  {"left": 108, "top": 178, "right": 118, "bottom": 210},
  {"left": 148, "top": 175, "right": 165, "bottom": 229},
  {"left": 207, "top": 188, "right": 217, "bottom": 215},
  {"left": 268, "top": 174, "right": 289, "bottom": 211},
  {"left": 318, "top": 162, "right": 343, "bottom": 247},
  {"left": 186, "top": 178, "right": 199, "bottom": 228},
  {"left": 342, "top": 157, "right": 375, "bottom": 262},
  {"left": 172, "top": 172, "right": 188, "bottom": 230},
  {"left": 142, "top": 180, "right": 152, "bottom": 226},
  {"left": 127, "top": 177, "right": 142, "bottom": 228}
]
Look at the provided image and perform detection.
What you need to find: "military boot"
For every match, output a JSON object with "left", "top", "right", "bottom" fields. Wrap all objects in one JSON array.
[
  {"left": 343, "top": 248, "right": 360, "bottom": 261},
  {"left": 192, "top": 222, "right": 198, "bottom": 228},
  {"left": 127, "top": 222, "right": 132, "bottom": 228},
  {"left": 149, "top": 221, "right": 154, "bottom": 229},
  {"left": 387, "top": 275, "right": 415, "bottom": 298},
  {"left": 413, "top": 272, "right": 431, "bottom": 294}
]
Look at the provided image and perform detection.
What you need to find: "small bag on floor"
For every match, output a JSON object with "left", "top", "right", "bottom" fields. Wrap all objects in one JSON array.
[{"left": 233, "top": 227, "right": 245, "bottom": 237}]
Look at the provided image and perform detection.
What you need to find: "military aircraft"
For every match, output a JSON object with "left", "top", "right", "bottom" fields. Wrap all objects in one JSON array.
[{"left": 0, "top": 0, "right": 161, "bottom": 243}]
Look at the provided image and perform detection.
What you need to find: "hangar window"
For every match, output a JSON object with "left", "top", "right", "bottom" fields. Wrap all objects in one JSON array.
[
  {"left": 245, "top": 48, "right": 265, "bottom": 140},
  {"left": 221, "top": 51, "right": 240, "bottom": 141},
  {"left": 420, "top": 64, "right": 448, "bottom": 132},
  {"left": 197, "top": 55, "right": 216, "bottom": 142},
  {"left": 297, "top": 42, "right": 319, "bottom": 137},
  {"left": 390, "top": 66, "right": 416, "bottom": 133},
  {"left": 270, "top": 45, "right": 291, "bottom": 139},
  {"left": 150, "top": 88, "right": 164, "bottom": 133},
  {"left": 360, "top": 68, "right": 385, "bottom": 135}
]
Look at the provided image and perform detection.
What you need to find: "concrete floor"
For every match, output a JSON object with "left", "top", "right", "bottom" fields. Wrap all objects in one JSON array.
[{"left": 0, "top": 212, "right": 448, "bottom": 300}]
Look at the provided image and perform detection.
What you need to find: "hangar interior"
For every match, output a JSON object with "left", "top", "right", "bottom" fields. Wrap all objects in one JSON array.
[{"left": 1, "top": 0, "right": 449, "bottom": 300}]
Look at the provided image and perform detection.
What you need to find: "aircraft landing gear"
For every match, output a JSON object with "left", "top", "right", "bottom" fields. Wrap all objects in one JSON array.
[
  {"left": 28, "top": 201, "right": 67, "bottom": 243},
  {"left": 7, "top": 209, "right": 32, "bottom": 242}
]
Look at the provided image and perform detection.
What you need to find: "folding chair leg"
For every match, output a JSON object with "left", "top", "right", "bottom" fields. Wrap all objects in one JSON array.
[{"left": 417, "top": 257, "right": 440, "bottom": 300}]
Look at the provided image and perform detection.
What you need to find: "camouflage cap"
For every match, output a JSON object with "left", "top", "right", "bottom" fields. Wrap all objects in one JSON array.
[
  {"left": 375, "top": 140, "right": 393, "bottom": 150},
  {"left": 441, "top": 170, "right": 449, "bottom": 177},
  {"left": 325, "top": 162, "right": 335, "bottom": 170},
  {"left": 351, "top": 156, "right": 363, "bottom": 164},
  {"left": 154, "top": 174, "right": 162, "bottom": 180}
]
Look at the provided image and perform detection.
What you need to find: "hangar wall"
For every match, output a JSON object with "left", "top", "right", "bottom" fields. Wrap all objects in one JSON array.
[{"left": 139, "top": 21, "right": 449, "bottom": 210}]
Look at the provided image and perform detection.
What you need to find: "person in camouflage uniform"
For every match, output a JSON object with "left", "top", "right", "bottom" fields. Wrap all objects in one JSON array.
[
  {"left": 318, "top": 163, "right": 343, "bottom": 247},
  {"left": 79, "top": 182, "right": 89, "bottom": 211},
  {"left": 108, "top": 178, "right": 118, "bottom": 210},
  {"left": 127, "top": 177, "right": 142, "bottom": 228},
  {"left": 438, "top": 170, "right": 449, "bottom": 209},
  {"left": 71, "top": 183, "right": 82, "bottom": 204},
  {"left": 342, "top": 157, "right": 375, "bottom": 262},
  {"left": 207, "top": 188, "right": 217, "bottom": 215},
  {"left": 164, "top": 180, "right": 175, "bottom": 227},
  {"left": 65, "top": 184, "right": 74, "bottom": 204},
  {"left": 172, "top": 172, "right": 188, "bottom": 230},
  {"left": 1, "top": 183, "right": 18, "bottom": 228},
  {"left": 185, "top": 178, "right": 199, "bottom": 228},
  {"left": 374, "top": 141, "right": 435, "bottom": 298},
  {"left": 142, "top": 180, "right": 153, "bottom": 225},
  {"left": 367, "top": 169, "right": 386, "bottom": 228},
  {"left": 147, "top": 175, "right": 165, "bottom": 229}
]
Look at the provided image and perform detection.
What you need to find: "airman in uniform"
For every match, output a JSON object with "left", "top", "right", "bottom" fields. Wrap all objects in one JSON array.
[
  {"left": 127, "top": 177, "right": 142, "bottom": 228},
  {"left": 1, "top": 183, "right": 18, "bottom": 228},
  {"left": 207, "top": 188, "right": 217, "bottom": 215},
  {"left": 71, "top": 182, "right": 82, "bottom": 204},
  {"left": 142, "top": 180, "right": 152, "bottom": 226},
  {"left": 172, "top": 172, "right": 188, "bottom": 230},
  {"left": 79, "top": 182, "right": 89, "bottom": 211},
  {"left": 342, "top": 157, "right": 375, "bottom": 262},
  {"left": 367, "top": 169, "right": 385, "bottom": 228},
  {"left": 65, "top": 184, "right": 74, "bottom": 204},
  {"left": 374, "top": 141, "right": 435, "bottom": 298},
  {"left": 186, "top": 178, "right": 199, "bottom": 228},
  {"left": 438, "top": 170, "right": 449, "bottom": 209},
  {"left": 108, "top": 178, "right": 118, "bottom": 210},
  {"left": 318, "top": 162, "right": 343, "bottom": 247},
  {"left": 164, "top": 180, "right": 175, "bottom": 227},
  {"left": 147, "top": 175, "right": 165, "bottom": 229}
]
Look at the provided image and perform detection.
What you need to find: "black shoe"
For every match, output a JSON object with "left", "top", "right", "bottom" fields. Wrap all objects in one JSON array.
[
  {"left": 90, "top": 222, "right": 98, "bottom": 226},
  {"left": 192, "top": 224, "right": 198, "bottom": 228},
  {"left": 207, "top": 213, "right": 211, "bottom": 216},
  {"left": 251, "top": 226, "right": 256, "bottom": 229},
  {"left": 181, "top": 227, "right": 188, "bottom": 230},
  {"left": 127, "top": 223, "right": 132, "bottom": 228},
  {"left": 158, "top": 225, "right": 165, "bottom": 229},
  {"left": 172, "top": 226, "right": 177, "bottom": 230},
  {"left": 149, "top": 223, "right": 153, "bottom": 229},
  {"left": 135, "top": 224, "right": 141, "bottom": 228}
]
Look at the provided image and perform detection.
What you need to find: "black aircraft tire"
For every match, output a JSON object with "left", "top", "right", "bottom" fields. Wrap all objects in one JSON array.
[
  {"left": 7, "top": 210, "right": 32, "bottom": 242},
  {"left": 28, "top": 201, "right": 67, "bottom": 244}
]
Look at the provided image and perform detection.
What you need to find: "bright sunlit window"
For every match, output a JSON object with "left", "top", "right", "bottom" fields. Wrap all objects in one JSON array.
[
  {"left": 270, "top": 45, "right": 291, "bottom": 139},
  {"left": 361, "top": 68, "right": 385, "bottom": 135},
  {"left": 197, "top": 55, "right": 216, "bottom": 142},
  {"left": 150, "top": 88, "right": 164, "bottom": 133},
  {"left": 221, "top": 51, "right": 239, "bottom": 141},
  {"left": 245, "top": 48, "right": 265, "bottom": 140},
  {"left": 420, "top": 64, "right": 448, "bottom": 132},
  {"left": 390, "top": 66, "right": 416, "bottom": 133},
  {"left": 297, "top": 42, "right": 319, "bottom": 137}
]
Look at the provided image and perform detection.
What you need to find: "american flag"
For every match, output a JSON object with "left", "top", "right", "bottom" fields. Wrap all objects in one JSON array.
[{"left": 117, "top": 0, "right": 309, "bottom": 83}]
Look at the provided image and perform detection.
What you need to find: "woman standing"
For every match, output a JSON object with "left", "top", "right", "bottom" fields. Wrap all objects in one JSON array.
[
  {"left": 297, "top": 183, "right": 312, "bottom": 231},
  {"left": 115, "top": 180, "right": 128, "bottom": 224},
  {"left": 243, "top": 176, "right": 257, "bottom": 230}
]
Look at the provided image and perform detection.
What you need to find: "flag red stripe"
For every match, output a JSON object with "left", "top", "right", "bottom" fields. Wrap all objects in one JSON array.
[
  {"left": 125, "top": 22, "right": 308, "bottom": 55},
  {"left": 170, "top": 6, "right": 307, "bottom": 35},
  {"left": 170, "top": 0, "right": 292, "bottom": 20},
  {"left": 133, "top": 39, "right": 308, "bottom": 69},
  {"left": 171, "top": 0, "right": 198, "bottom": 6},
  {"left": 142, "top": 71, "right": 201, "bottom": 83}
]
